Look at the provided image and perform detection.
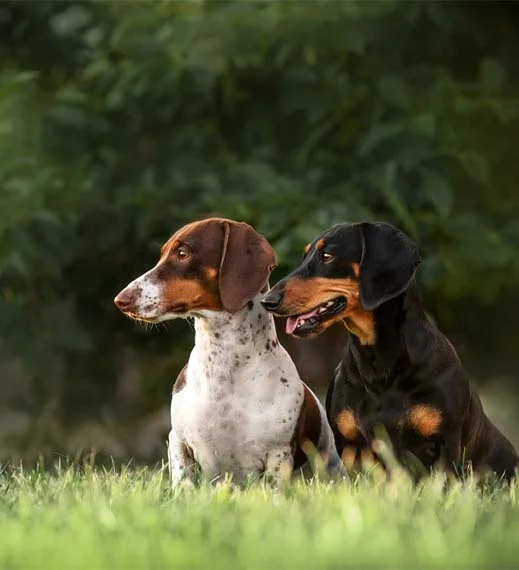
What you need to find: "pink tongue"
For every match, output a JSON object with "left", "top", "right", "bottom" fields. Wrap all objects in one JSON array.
[{"left": 286, "top": 308, "right": 320, "bottom": 335}]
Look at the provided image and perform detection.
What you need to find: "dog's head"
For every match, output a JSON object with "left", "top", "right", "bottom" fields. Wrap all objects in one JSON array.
[
  {"left": 261, "top": 222, "right": 420, "bottom": 339},
  {"left": 114, "top": 218, "right": 276, "bottom": 322}
]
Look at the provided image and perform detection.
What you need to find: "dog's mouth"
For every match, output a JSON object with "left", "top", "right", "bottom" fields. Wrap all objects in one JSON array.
[
  {"left": 123, "top": 304, "right": 190, "bottom": 323},
  {"left": 123, "top": 311, "right": 161, "bottom": 324},
  {"left": 285, "top": 296, "right": 347, "bottom": 336}
]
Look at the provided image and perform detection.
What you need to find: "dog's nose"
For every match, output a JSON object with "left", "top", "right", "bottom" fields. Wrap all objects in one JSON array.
[
  {"left": 261, "top": 290, "right": 282, "bottom": 312},
  {"left": 114, "top": 289, "right": 134, "bottom": 312}
]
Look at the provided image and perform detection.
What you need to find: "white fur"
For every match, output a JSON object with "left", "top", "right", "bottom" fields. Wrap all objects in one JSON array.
[
  {"left": 168, "top": 296, "right": 307, "bottom": 486},
  {"left": 119, "top": 273, "right": 341, "bottom": 485},
  {"left": 118, "top": 262, "right": 182, "bottom": 322}
]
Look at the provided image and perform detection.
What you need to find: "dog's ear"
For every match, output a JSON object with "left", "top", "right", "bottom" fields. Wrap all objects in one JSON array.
[
  {"left": 359, "top": 222, "right": 421, "bottom": 311},
  {"left": 219, "top": 221, "right": 277, "bottom": 313}
]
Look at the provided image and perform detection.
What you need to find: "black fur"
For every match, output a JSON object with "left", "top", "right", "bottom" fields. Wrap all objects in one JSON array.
[{"left": 263, "top": 222, "right": 518, "bottom": 480}]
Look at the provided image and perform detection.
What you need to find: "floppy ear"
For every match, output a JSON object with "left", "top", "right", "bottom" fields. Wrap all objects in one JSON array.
[
  {"left": 219, "top": 221, "right": 277, "bottom": 313},
  {"left": 359, "top": 222, "right": 421, "bottom": 311}
]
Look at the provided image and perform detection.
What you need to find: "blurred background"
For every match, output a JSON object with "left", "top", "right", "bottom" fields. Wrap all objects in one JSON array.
[{"left": 1, "top": 1, "right": 519, "bottom": 465}]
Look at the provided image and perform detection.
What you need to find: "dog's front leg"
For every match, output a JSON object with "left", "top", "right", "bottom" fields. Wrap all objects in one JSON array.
[
  {"left": 440, "top": 428, "right": 463, "bottom": 477},
  {"left": 167, "top": 428, "right": 196, "bottom": 489},
  {"left": 265, "top": 447, "right": 294, "bottom": 487}
]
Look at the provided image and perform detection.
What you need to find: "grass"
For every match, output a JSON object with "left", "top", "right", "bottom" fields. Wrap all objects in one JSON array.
[{"left": 0, "top": 464, "right": 519, "bottom": 569}]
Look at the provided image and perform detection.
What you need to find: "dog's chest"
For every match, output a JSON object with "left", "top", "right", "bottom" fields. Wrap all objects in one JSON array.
[{"left": 171, "top": 346, "right": 303, "bottom": 479}]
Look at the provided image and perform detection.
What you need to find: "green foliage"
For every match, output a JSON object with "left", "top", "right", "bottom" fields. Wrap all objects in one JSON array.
[
  {"left": 1, "top": 468, "right": 519, "bottom": 569},
  {"left": 0, "top": 1, "right": 518, "bottom": 457}
]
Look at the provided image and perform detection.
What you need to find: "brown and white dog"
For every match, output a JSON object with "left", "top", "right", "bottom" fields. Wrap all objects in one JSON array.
[{"left": 114, "top": 218, "right": 343, "bottom": 487}]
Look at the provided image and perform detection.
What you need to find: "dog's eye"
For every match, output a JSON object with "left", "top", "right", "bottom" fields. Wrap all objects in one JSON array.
[
  {"left": 177, "top": 248, "right": 189, "bottom": 260},
  {"left": 322, "top": 252, "right": 334, "bottom": 263}
]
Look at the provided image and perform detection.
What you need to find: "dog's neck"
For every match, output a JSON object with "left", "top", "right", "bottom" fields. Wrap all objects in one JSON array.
[
  {"left": 192, "top": 294, "right": 279, "bottom": 380},
  {"left": 345, "top": 284, "right": 426, "bottom": 387}
]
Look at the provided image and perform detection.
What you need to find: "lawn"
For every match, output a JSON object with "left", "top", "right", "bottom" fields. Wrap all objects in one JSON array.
[{"left": 0, "top": 464, "right": 518, "bottom": 569}]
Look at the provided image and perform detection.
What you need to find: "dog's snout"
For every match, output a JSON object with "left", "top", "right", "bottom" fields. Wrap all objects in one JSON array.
[
  {"left": 114, "top": 289, "right": 134, "bottom": 312},
  {"left": 261, "top": 290, "right": 283, "bottom": 312}
]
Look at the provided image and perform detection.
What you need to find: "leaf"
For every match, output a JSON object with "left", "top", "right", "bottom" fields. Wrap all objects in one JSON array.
[
  {"left": 379, "top": 161, "right": 420, "bottom": 241},
  {"left": 422, "top": 170, "right": 453, "bottom": 219},
  {"left": 378, "top": 74, "right": 409, "bottom": 109},
  {"left": 419, "top": 254, "right": 446, "bottom": 289},
  {"left": 411, "top": 113, "right": 436, "bottom": 138},
  {"left": 479, "top": 57, "right": 506, "bottom": 96},
  {"left": 358, "top": 120, "right": 406, "bottom": 156},
  {"left": 457, "top": 150, "right": 490, "bottom": 186},
  {"left": 50, "top": 6, "right": 92, "bottom": 37}
]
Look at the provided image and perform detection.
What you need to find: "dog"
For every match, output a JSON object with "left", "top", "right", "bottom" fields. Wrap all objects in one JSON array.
[
  {"left": 261, "top": 221, "right": 518, "bottom": 481},
  {"left": 114, "top": 217, "right": 343, "bottom": 487}
]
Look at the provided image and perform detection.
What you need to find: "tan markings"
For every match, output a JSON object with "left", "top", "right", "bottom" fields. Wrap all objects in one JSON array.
[
  {"left": 146, "top": 217, "right": 273, "bottom": 316},
  {"left": 160, "top": 239, "right": 180, "bottom": 260},
  {"left": 352, "top": 263, "right": 360, "bottom": 278},
  {"left": 316, "top": 239, "right": 326, "bottom": 251},
  {"left": 293, "top": 385, "right": 322, "bottom": 470},
  {"left": 303, "top": 243, "right": 311, "bottom": 255},
  {"left": 281, "top": 277, "right": 375, "bottom": 343},
  {"left": 341, "top": 446, "right": 356, "bottom": 470},
  {"left": 336, "top": 409, "right": 359, "bottom": 440},
  {"left": 282, "top": 277, "right": 358, "bottom": 314},
  {"left": 160, "top": 217, "right": 235, "bottom": 262},
  {"left": 407, "top": 405, "right": 442, "bottom": 437},
  {"left": 152, "top": 218, "right": 235, "bottom": 315},
  {"left": 164, "top": 278, "right": 220, "bottom": 312},
  {"left": 344, "top": 312, "right": 376, "bottom": 346},
  {"left": 360, "top": 448, "right": 375, "bottom": 469}
]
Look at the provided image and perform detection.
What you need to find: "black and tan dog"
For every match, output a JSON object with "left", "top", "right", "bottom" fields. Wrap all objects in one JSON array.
[{"left": 262, "top": 221, "right": 518, "bottom": 480}]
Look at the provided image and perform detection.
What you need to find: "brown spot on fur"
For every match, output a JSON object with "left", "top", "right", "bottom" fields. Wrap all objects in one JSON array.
[
  {"left": 316, "top": 239, "right": 325, "bottom": 251},
  {"left": 352, "top": 263, "right": 360, "bottom": 278},
  {"left": 281, "top": 277, "right": 375, "bottom": 344},
  {"left": 407, "top": 405, "right": 442, "bottom": 436},
  {"left": 303, "top": 243, "right": 311, "bottom": 255},
  {"left": 336, "top": 409, "right": 359, "bottom": 440}
]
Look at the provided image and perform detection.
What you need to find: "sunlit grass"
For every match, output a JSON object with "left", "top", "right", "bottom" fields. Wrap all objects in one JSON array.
[{"left": 0, "top": 463, "right": 518, "bottom": 569}]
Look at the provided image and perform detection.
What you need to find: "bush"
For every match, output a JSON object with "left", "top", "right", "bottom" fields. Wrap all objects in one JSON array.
[{"left": 0, "top": 1, "right": 518, "bottom": 460}]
